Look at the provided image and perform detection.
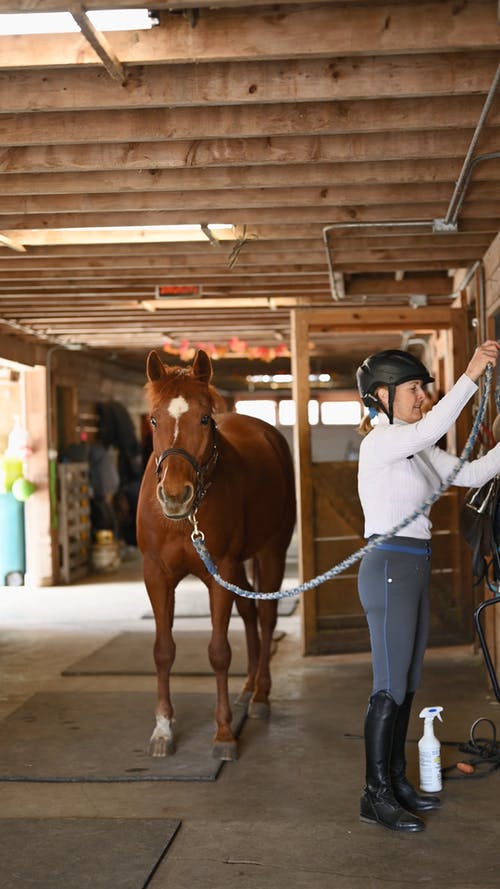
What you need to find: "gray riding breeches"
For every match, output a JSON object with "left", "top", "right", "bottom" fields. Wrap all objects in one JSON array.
[{"left": 357, "top": 536, "right": 432, "bottom": 705}]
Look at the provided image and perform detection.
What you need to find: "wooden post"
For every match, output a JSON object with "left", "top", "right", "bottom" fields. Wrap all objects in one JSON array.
[
  {"left": 290, "top": 309, "right": 316, "bottom": 654},
  {"left": 24, "top": 364, "right": 56, "bottom": 586}
]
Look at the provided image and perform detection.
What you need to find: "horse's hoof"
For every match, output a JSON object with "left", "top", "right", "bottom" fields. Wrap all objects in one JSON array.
[
  {"left": 234, "top": 689, "right": 252, "bottom": 709},
  {"left": 212, "top": 740, "right": 239, "bottom": 761},
  {"left": 149, "top": 715, "right": 175, "bottom": 757},
  {"left": 248, "top": 700, "right": 271, "bottom": 720},
  {"left": 148, "top": 736, "right": 176, "bottom": 757}
]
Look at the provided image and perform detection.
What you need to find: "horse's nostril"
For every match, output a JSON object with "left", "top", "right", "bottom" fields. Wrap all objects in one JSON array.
[{"left": 156, "top": 483, "right": 194, "bottom": 507}]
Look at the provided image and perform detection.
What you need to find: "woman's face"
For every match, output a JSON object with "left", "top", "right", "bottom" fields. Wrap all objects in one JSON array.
[{"left": 377, "top": 379, "right": 427, "bottom": 423}]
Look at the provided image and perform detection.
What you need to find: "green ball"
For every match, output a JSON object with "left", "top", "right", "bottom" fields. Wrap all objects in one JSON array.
[{"left": 12, "top": 477, "right": 35, "bottom": 502}]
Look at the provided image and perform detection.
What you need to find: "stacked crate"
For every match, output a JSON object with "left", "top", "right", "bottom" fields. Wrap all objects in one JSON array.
[{"left": 58, "top": 462, "right": 91, "bottom": 583}]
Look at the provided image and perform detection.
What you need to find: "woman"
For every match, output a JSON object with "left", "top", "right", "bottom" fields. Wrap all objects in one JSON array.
[{"left": 356, "top": 340, "right": 500, "bottom": 833}]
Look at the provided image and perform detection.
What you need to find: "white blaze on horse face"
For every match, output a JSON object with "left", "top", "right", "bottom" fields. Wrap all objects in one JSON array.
[{"left": 167, "top": 395, "right": 189, "bottom": 445}]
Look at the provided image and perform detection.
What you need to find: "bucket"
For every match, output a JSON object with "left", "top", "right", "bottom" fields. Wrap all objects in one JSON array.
[{"left": 91, "top": 539, "right": 121, "bottom": 573}]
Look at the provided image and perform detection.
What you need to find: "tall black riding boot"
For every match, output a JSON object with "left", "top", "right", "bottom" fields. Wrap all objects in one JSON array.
[
  {"left": 360, "top": 691, "right": 424, "bottom": 832},
  {"left": 390, "top": 691, "right": 441, "bottom": 813}
]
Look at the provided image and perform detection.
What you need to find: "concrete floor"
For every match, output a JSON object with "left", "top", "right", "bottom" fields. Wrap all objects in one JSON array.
[{"left": 1, "top": 556, "right": 499, "bottom": 888}]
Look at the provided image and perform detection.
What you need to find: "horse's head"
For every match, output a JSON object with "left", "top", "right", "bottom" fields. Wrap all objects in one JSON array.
[{"left": 145, "top": 349, "right": 224, "bottom": 520}]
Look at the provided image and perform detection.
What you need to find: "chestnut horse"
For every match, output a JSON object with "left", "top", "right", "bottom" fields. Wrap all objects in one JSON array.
[{"left": 136, "top": 349, "right": 296, "bottom": 760}]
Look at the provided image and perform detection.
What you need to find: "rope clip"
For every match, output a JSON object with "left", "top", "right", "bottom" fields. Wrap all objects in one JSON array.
[{"left": 189, "top": 511, "right": 205, "bottom": 542}]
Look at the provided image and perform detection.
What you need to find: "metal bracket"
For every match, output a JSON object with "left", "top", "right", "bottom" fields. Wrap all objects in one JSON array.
[{"left": 432, "top": 219, "right": 458, "bottom": 234}]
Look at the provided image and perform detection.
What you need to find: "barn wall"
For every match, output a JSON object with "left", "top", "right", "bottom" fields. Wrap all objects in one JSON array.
[
  {"left": 0, "top": 344, "right": 148, "bottom": 586},
  {"left": 47, "top": 350, "right": 146, "bottom": 454}
]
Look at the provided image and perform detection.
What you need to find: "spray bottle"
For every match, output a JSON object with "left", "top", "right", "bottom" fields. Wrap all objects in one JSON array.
[{"left": 418, "top": 706, "right": 443, "bottom": 792}]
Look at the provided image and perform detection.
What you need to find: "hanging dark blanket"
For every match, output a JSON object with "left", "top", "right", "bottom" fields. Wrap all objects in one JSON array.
[{"left": 460, "top": 477, "right": 500, "bottom": 583}]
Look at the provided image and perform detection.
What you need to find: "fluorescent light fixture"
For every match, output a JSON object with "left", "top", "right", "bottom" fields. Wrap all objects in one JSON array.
[
  {"left": 247, "top": 373, "right": 332, "bottom": 384},
  {"left": 0, "top": 10, "right": 155, "bottom": 35}
]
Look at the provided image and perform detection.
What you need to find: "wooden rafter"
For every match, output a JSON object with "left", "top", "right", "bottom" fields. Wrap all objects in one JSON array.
[{"left": 69, "top": 6, "right": 126, "bottom": 83}]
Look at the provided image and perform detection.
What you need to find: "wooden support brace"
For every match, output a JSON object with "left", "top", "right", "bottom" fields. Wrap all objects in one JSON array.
[{"left": 70, "top": 6, "right": 126, "bottom": 83}]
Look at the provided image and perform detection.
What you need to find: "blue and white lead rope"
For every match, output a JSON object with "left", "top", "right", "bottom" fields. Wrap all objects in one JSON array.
[{"left": 191, "top": 365, "right": 495, "bottom": 600}]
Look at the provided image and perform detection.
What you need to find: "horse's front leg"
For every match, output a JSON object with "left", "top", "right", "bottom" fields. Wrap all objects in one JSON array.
[
  {"left": 208, "top": 575, "right": 238, "bottom": 761},
  {"left": 143, "top": 556, "right": 176, "bottom": 757},
  {"left": 233, "top": 564, "right": 260, "bottom": 708}
]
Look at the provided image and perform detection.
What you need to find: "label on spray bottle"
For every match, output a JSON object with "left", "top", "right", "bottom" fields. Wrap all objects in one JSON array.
[{"left": 418, "top": 706, "right": 443, "bottom": 793}]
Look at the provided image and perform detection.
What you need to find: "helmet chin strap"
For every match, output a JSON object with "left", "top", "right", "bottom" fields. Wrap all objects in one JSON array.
[
  {"left": 388, "top": 383, "right": 395, "bottom": 424},
  {"left": 372, "top": 384, "right": 395, "bottom": 423}
]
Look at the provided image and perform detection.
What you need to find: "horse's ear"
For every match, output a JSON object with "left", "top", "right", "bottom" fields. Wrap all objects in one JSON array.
[
  {"left": 146, "top": 350, "right": 167, "bottom": 382},
  {"left": 192, "top": 349, "right": 213, "bottom": 383}
]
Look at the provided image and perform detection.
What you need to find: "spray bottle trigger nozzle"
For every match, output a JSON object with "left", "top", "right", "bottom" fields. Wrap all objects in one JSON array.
[{"left": 419, "top": 706, "right": 443, "bottom": 722}]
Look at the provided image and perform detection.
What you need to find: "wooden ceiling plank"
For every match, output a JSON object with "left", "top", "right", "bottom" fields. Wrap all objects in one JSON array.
[
  {"left": 1, "top": 3, "right": 499, "bottom": 69},
  {"left": 347, "top": 277, "right": 452, "bottom": 296},
  {"left": 0, "top": 294, "right": 318, "bottom": 310},
  {"left": 0, "top": 158, "right": 475, "bottom": 196},
  {"left": 0, "top": 221, "right": 496, "bottom": 250},
  {"left": 2, "top": 52, "right": 499, "bottom": 114},
  {"left": 0, "top": 239, "right": 487, "bottom": 270},
  {"left": 4, "top": 200, "right": 500, "bottom": 229},
  {"left": 0, "top": 182, "right": 469, "bottom": 214},
  {"left": 0, "top": 251, "right": 330, "bottom": 267},
  {"left": 1, "top": 52, "right": 499, "bottom": 114},
  {"left": 4, "top": 96, "right": 500, "bottom": 147},
  {"left": 0, "top": 1, "right": 444, "bottom": 12},
  {"left": 3, "top": 128, "right": 500, "bottom": 174},
  {"left": 0, "top": 270, "right": 330, "bottom": 285}
]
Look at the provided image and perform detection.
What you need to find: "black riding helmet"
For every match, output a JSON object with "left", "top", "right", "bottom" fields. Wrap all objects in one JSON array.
[{"left": 356, "top": 349, "right": 434, "bottom": 424}]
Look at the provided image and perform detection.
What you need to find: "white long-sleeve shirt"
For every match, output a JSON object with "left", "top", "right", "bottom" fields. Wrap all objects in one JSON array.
[{"left": 358, "top": 373, "right": 500, "bottom": 539}]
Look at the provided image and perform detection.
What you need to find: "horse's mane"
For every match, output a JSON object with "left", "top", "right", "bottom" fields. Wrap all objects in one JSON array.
[{"left": 145, "top": 365, "right": 227, "bottom": 413}]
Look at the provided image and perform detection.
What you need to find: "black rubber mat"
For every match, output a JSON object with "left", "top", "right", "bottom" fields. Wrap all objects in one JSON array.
[
  {"left": 0, "top": 692, "right": 246, "bottom": 782},
  {"left": 62, "top": 628, "right": 281, "bottom": 676},
  {"left": 0, "top": 818, "right": 180, "bottom": 889}
]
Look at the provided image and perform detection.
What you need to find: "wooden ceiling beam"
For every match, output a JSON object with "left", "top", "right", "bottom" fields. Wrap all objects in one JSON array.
[
  {"left": 1, "top": 52, "right": 498, "bottom": 114},
  {"left": 3, "top": 201, "right": 500, "bottom": 229},
  {"left": 4, "top": 96, "right": 499, "bottom": 147},
  {"left": 0, "top": 1, "right": 363, "bottom": 12},
  {"left": 0, "top": 253, "right": 330, "bottom": 269},
  {"left": 0, "top": 260, "right": 330, "bottom": 274},
  {"left": 347, "top": 276, "right": 452, "bottom": 297},
  {"left": 3, "top": 128, "right": 500, "bottom": 174},
  {"left": 0, "top": 239, "right": 487, "bottom": 270},
  {"left": 0, "top": 182, "right": 473, "bottom": 214},
  {"left": 0, "top": 220, "right": 494, "bottom": 248},
  {"left": 0, "top": 158, "right": 487, "bottom": 196},
  {"left": 0, "top": 270, "right": 330, "bottom": 285},
  {"left": 1, "top": 3, "right": 499, "bottom": 69}
]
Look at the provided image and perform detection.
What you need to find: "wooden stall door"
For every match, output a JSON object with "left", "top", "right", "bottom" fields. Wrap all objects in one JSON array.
[
  {"left": 308, "top": 461, "right": 473, "bottom": 654},
  {"left": 311, "top": 461, "right": 368, "bottom": 653}
]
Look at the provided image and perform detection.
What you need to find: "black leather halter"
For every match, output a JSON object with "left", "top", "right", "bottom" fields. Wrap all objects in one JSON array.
[{"left": 154, "top": 416, "right": 218, "bottom": 513}]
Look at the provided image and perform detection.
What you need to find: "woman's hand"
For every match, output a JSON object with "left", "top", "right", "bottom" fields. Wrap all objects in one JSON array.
[{"left": 465, "top": 340, "right": 500, "bottom": 382}]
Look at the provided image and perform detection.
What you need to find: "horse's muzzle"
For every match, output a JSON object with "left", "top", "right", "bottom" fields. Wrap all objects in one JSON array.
[{"left": 156, "top": 481, "right": 195, "bottom": 519}]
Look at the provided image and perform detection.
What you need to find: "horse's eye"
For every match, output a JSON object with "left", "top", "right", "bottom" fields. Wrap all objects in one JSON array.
[
  {"left": 201, "top": 415, "right": 210, "bottom": 426},
  {"left": 150, "top": 416, "right": 157, "bottom": 428}
]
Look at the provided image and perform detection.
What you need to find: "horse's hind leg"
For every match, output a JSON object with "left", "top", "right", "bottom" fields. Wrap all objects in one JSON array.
[
  {"left": 233, "top": 564, "right": 261, "bottom": 709},
  {"left": 247, "top": 549, "right": 283, "bottom": 719},
  {"left": 143, "top": 556, "right": 176, "bottom": 757}
]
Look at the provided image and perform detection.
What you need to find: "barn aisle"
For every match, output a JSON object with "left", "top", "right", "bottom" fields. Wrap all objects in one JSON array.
[{"left": 0, "top": 561, "right": 499, "bottom": 888}]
